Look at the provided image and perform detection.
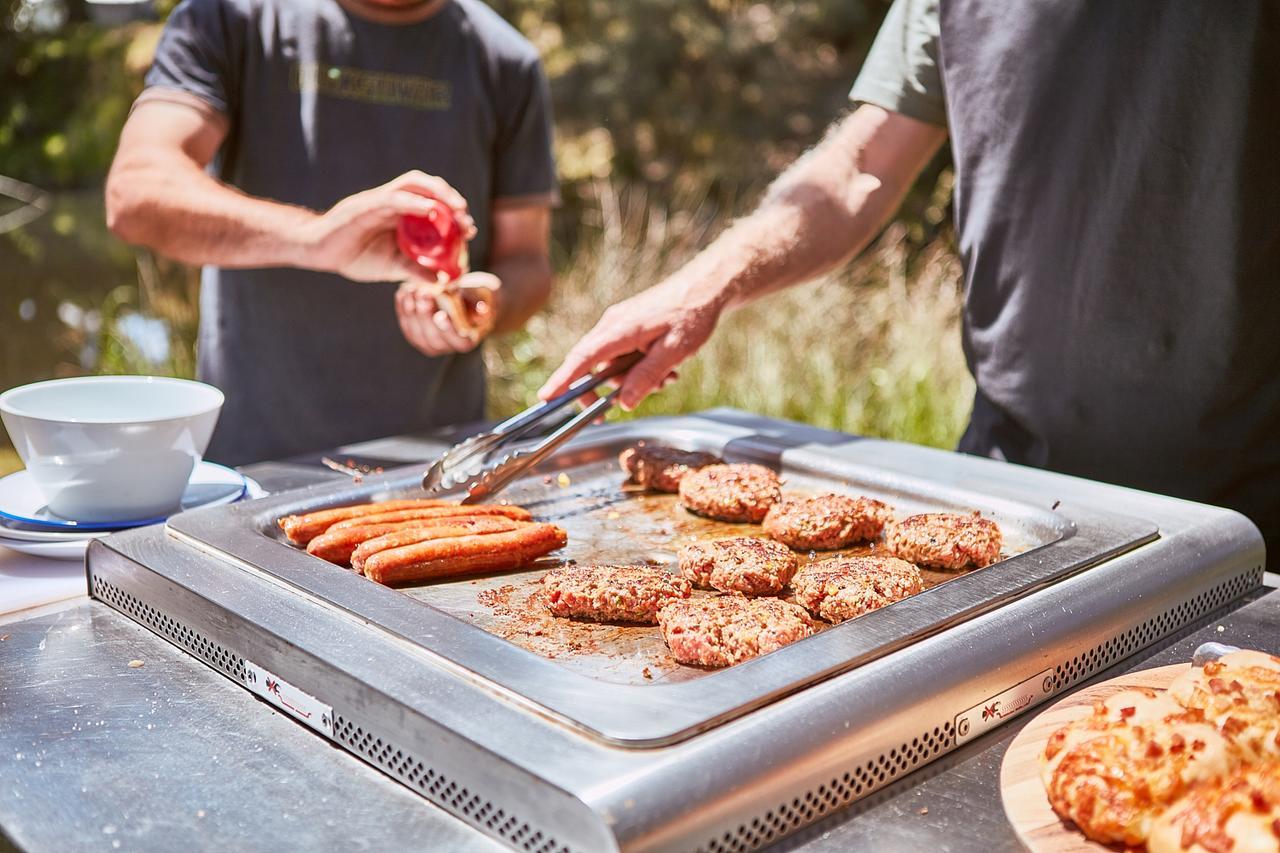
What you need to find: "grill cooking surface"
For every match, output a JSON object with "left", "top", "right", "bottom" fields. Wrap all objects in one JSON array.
[
  {"left": 411, "top": 459, "right": 1040, "bottom": 686},
  {"left": 167, "top": 416, "right": 1158, "bottom": 744}
]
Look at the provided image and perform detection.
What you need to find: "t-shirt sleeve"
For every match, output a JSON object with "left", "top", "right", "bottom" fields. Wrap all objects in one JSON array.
[
  {"left": 849, "top": 0, "right": 947, "bottom": 127},
  {"left": 491, "top": 56, "right": 560, "bottom": 207},
  {"left": 140, "top": 0, "right": 243, "bottom": 119}
]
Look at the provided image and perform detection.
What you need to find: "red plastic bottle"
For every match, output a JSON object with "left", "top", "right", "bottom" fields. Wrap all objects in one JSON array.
[{"left": 396, "top": 198, "right": 468, "bottom": 283}]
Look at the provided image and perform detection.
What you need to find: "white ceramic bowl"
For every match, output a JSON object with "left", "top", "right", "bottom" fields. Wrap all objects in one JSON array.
[{"left": 0, "top": 376, "right": 224, "bottom": 523}]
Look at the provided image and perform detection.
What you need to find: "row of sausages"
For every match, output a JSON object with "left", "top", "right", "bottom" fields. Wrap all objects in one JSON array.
[{"left": 278, "top": 499, "right": 567, "bottom": 585}]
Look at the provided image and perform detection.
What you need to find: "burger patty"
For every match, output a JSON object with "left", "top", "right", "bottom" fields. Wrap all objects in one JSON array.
[
  {"left": 762, "top": 493, "right": 894, "bottom": 550},
  {"left": 677, "top": 463, "right": 782, "bottom": 523},
  {"left": 885, "top": 512, "right": 1002, "bottom": 570},
  {"left": 619, "top": 444, "right": 721, "bottom": 493},
  {"left": 677, "top": 536, "right": 798, "bottom": 596},
  {"left": 542, "top": 564, "right": 692, "bottom": 624},
  {"left": 791, "top": 556, "right": 924, "bottom": 623},
  {"left": 658, "top": 596, "right": 815, "bottom": 667}
]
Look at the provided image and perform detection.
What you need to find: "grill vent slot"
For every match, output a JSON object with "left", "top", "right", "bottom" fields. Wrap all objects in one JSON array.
[
  {"left": 700, "top": 565, "right": 1260, "bottom": 853},
  {"left": 1052, "top": 565, "right": 1261, "bottom": 691},
  {"left": 90, "top": 574, "right": 246, "bottom": 682},
  {"left": 703, "top": 722, "right": 955, "bottom": 853},
  {"left": 331, "top": 714, "right": 569, "bottom": 853}
]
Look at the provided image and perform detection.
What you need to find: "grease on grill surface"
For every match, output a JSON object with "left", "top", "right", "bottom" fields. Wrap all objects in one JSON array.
[{"left": 396, "top": 456, "right": 1035, "bottom": 687}]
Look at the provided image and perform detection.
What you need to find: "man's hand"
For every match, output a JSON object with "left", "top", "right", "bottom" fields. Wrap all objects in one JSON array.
[
  {"left": 539, "top": 105, "right": 947, "bottom": 410},
  {"left": 105, "top": 100, "right": 486, "bottom": 279},
  {"left": 396, "top": 271, "right": 500, "bottom": 356},
  {"left": 539, "top": 274, "right": 728, "bottom": 410},
  {"left": 301, "top": 170, "right": 477, "bottom": 283}
]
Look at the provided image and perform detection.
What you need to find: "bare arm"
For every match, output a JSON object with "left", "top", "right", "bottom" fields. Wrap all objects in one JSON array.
[
  {"left": 395, "top": 203, "right": 552, "bottom": 355},
  {"left": 540, "top": 104, "right": 947, "bottom": 408},
  {"left": 105, "top": 95, "right": 475, "bottom": 281}
]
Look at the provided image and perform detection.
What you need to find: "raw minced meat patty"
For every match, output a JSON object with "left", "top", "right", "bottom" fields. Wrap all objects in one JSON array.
[
  {"left": 657, "top": 596, "right": 814, "bottom": 668},
  {"left": 677, "top": 463, "right": 782, "bottom": 523},
  {"left": 619, "top": 444, "right": 721, "bottom": 493},
  {"left": 541, "top": 564, "right": 691, "bottom": 624},
  {"left": 762, "top": 493, "right": 894, "bottom": 550},
  {"left": 677, "top": 536, "right": 798, "bottom": 596},
  {"left": 791, "top": 556, "right": 924, "bottom": 623},
  {"left": 885, "top": 512, "right": 1002, "bottom": 570}
]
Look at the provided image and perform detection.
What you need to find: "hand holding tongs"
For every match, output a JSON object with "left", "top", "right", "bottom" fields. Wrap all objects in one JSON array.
[{"left": 422, "top": 352, "right": 643, "bottom": 502}]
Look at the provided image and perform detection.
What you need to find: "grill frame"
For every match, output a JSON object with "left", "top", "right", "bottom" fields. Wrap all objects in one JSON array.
[
  {"left": 164, "top": 415, "right": 1158, "bottom": 747},
  {"left": 86, "top": 411, "right": 1265, "bottom": 852}
]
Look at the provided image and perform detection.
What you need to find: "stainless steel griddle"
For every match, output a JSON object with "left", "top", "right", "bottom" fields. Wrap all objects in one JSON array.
[{"left": 85, "top": 411, "right": 1265, "bottom": 851}]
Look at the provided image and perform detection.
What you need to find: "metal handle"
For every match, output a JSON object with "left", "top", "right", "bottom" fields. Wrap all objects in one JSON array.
[
  {"left": 461, "top": 390, "right": 620, "bottom": 504},
  {"left": 489, "top": 351, "right": 643, "bottom": 440}
]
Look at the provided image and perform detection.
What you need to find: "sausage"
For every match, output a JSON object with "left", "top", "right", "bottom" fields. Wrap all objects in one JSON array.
[
  {"left": 327, "top": 504, "right": 532, "bottom": 531},
  {"left": 349, "top": 517, "right": 528, "bottom": 573},
  {"left": 308, "top": 516, "right": 526, "bottom": 566},
  {"left": 279, "top": 498, "right": 454, "bottom": 545},
  {"left": 362, "top": 523, "right": 568, "bottom": 585}
]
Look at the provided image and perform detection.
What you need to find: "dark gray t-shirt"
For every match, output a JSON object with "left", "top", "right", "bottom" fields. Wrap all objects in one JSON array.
[
  {"left": 143, "top": 0, "right": 557, "bottom": 464},
  {"left": 853, "top": 0, "right": 1280, "bottom": 546}
]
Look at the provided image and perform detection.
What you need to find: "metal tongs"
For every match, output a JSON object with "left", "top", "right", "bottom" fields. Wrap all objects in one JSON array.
[{"left": 422, "top": 352, "right": 643, "bottom": 502}]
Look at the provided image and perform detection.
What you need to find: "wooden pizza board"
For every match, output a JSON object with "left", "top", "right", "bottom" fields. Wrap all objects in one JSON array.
[{"left": 999, "top": 663, "right": 1191, "bottom": 852}]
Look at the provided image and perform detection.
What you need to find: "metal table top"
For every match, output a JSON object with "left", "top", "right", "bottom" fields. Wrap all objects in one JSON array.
[{"left": 2, "top": 426, "right": 1275, "bottom": 852}]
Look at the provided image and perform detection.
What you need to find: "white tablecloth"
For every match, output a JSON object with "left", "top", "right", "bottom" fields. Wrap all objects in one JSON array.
[{"left": 0, "top": 547, "right": 86, "bottom": 616}]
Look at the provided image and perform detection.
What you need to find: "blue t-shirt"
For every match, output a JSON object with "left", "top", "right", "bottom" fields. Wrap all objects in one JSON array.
[{"left": 143, "top": 0, "right": 558, "bottom": 464}]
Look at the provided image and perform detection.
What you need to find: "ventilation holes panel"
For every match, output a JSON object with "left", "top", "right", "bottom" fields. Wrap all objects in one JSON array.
[
  {"left": 1052, "top": 566, "right": 1261, "bottom": 691},
  {"left": 90, "top": 574, "right": 246, "bottom": 682},
  {"left": 332, "top": 714, "right": 568, "bottom": 853},
  {"left": 701, "top": 721, "right": 955, "bottom": 853}
]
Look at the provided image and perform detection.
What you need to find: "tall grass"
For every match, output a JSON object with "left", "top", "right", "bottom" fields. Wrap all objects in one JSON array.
[{"left": 487, "top": 184, "right": 975, "bottom": 449}]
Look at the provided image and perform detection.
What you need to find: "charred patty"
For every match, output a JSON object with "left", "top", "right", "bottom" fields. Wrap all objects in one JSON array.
[
  {"left": 677, "top": 463, "right": 782, "bottom": 523},
  {"left": 762, "top": 493, "right": 894, "bottom": 550},
  {"left": 619, "top": 444, "right": 721, "bottom": 493},
  {"left": 658, "top": 595, "right": 814, "bottom": 668},
  {"left": 885, "top": 512, "right": 1002, "bottom": 570},
  {"left": 791, "top": 556, "right": 923, "bottom": 623},
  {"left": 542, "top": 564, "right": 692, "bottom": 624},
  {"left": 677, "top": 536, "right": 798, "bottom": 596}
]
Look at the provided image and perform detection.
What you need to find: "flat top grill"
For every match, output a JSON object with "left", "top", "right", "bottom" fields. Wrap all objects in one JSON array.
[
  {"left": 412, "top": 460, "right": 1043, "bottom": 687},
  {"left": 167, "top": 416, "right": 1158, "bottom": 746}
]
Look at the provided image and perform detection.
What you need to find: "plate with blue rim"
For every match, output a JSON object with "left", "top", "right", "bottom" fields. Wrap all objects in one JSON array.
[{"left": 0, "top": 461, "right": 249, "bottom": 535}]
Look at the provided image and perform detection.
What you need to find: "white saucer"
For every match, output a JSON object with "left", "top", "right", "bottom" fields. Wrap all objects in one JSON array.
[
  {"left": 0, "top": 477, "right": 266, "bottom": 560},
  {"left": 0, "top": 534, "right": 100, "bottom": 561},
  {"left": 0, "top": 461, "right": 246, "bottom": 531}
]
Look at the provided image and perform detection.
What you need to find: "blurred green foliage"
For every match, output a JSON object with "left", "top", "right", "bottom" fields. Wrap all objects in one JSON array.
[
  {"left": 0, "top": 15, "right": 151, "bottom": 185},
  {"left": 0, "top": 2, "right": 945, "bottom": 222}
]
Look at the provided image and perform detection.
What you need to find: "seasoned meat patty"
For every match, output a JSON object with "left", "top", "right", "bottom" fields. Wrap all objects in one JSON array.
[
  {"left": 791, "top": 556, "right": 923, "bottom": 623},
  {"left": 658, "top": 596, "right": 814, "bottom": 668},
  {"left": 619, "top": 444, "right": 721, "bottom": 493},
  {"left": 762, "top": 494, "right": 894, "bottom": 550},
  {"left": 884, "top": 512, "right": 1002, "bottom": 570},
  {"left": 677, "top": 537, "right": 798, "bottom": 596},
  {"left": 542, "top": 564, "right": 691, "bottom": 624},
  {"left": 677, "top": 463, "right": 782, "bottom": 523}
]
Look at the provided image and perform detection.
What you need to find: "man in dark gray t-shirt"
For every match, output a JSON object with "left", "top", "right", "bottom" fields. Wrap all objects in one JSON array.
[
  {"left": 543, "top": 1, "right": 1280, "bottom": 552},
  {"left": 106, "top": 0, "right": 557, "bottom": 464}
]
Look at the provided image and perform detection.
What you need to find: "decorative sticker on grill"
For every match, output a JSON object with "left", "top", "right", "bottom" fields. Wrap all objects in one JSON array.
[
  {"left": 954, "top": 668, "right": 1053, "bottom": 745},
  {"left": 245, "top": 661, "right": 334, "bottom": 738}
]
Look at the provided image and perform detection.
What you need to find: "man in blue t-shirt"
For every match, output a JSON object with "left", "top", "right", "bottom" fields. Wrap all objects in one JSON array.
[{"left": 106, "top": 0, "right": 558, "bottom": 465}]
